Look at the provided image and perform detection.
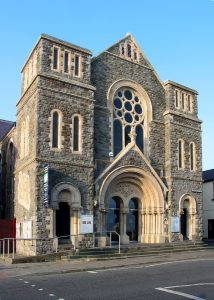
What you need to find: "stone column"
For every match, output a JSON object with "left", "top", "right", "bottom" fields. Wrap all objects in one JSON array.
[{"left": 120, "top": 208, "right": 129, "bottom": 244}]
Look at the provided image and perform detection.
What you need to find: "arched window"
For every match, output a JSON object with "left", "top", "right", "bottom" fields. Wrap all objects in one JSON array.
[
  {"left": 190, "top": 142, "right": 196, "bottom": 171},
  {"left": 51, "top": 110, "right": 62, "bottom": 149},
  {"left": 127, "top": 44, "right": 132, "bottom": 58},
  {"left": 178, "top": 139, "right": 185, "bottom": 169},
  {"left": 72, "top": 115, "right": 82, "bottom": 153},
  {"left": 175, "top": 90, "right": 179, "bottom": 108},
  {"left": 52, "top": 111, "right": 59, "bottom": 148},
  {"left": 20, "top": 120, "right": 25, "bottom": 158},
  {"left": 25, "top": 116, "right": 29, "bottom": 156},
  {"left": 107, "top": 196, "right": 121, "bottom": 238},
  {"left": 113, "top": 88, "right": 144, "bottom": 156}
]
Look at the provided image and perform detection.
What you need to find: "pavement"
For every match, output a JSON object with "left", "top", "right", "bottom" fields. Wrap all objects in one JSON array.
[{"left": 0, "top": 248, "right": 214, "bottom": 279}]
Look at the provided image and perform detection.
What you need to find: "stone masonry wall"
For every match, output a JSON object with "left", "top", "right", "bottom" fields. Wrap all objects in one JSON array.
[{"left": 91, "top": 51, "right": 166, "bottom": 178}]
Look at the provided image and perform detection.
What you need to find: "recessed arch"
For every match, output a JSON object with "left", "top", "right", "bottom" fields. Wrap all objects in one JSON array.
[
  {"left": 51, "top": 182, "right": 81, "bottom": 209},
  {"left": 179, "top": 193, "right": 197, "bottom": 241},
  {"left": 50, "top": 182, "right": 82, "bottom": 241},
  {"left": 99, "top": 166, "right": 165, "bottom": 243},
  {"left": 99, "top": 166, "right": 165, "bottom": 210}
]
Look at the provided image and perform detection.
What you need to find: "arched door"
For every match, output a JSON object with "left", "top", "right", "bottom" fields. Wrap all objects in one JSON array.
[
  {"left": 107, "top": 196, "right": 121, "bottom": 240},
  {"left": 127, "top": 198, "right": 138, "bottom": 241},
  {"left": 56, "top": 202, "right": 70, "bottom": 238},
  {"left": 180, "top": 208, "right": 188, "bottom": 239}
]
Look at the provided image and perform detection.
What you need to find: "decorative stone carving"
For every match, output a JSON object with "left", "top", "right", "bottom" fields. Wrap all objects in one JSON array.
[{"left": 114, "top": 182, "right": 140, "bottom": 198}]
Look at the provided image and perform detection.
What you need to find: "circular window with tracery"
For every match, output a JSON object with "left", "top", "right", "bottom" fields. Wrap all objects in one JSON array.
[
  {"left": 113, "top": 87, "right": 144, "bottom": 156},
  {"left": 113, "top": 88, "right": 144, "bottom": 125}
]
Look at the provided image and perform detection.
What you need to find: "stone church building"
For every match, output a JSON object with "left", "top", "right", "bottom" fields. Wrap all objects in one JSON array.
[{"left": 0, "top": 33, "right": 203, "bottom": 255}]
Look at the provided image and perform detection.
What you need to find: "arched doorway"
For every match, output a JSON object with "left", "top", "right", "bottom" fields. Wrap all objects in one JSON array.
[
  {"left": 56, "top": 202, "right": 70, "bottom": 238},
  {"left": 51, "top": 182, "right": 81, "bottom": 243},
  {"left": 179, "top": 194, "right": 197, "bottom": 241},
  {"left": 127, "top": 198, "right": 138, "bottom": 241},
  {"left": 99, "top": 166, "right": 166, "bottom": 244},
  {"left": 107, "top": 196, "right": 121, "bottom": 241}
]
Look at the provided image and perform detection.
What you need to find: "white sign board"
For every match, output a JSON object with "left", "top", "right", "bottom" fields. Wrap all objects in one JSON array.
[
  {"left": 80, "top": 215, "right": 93, "bottom": 234},
  {"left": 171, "top": 216, "right": 180, "bottom": 233},
  {"left": 16, "top": 223, "right": 21, "bottom": 239},
  {"left": 22, "top": 220, "right": 32, "bottom": 239}
]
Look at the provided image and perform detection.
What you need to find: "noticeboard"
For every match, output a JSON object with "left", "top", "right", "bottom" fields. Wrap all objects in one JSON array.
[
  {"left": 171, "top": 216, "right": 180, "bottom": 233},
  {"left": 22, "top": 220, "right": 32, "bottom": 239},
  {"left": 80, "top": 215, "right": 93, "bottom": 234}
]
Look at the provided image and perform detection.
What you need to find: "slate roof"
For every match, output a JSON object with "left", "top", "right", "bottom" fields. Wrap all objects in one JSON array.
[
  {"left": 203, "top": 169, "right": 214, "bottom": 183},
  {"left": 0, "top": 119, "right": 15, "bottom": 141}
]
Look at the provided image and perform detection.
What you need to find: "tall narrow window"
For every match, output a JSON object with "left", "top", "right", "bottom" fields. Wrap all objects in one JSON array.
[
  {"left": 53, "top": 47, "right": 59, "bottom": 70},
  {"left": 178, "top": 139, "right": 184, "bottom": 169},
  {"left": 127, "top": 44, "right": 132, "bottom": 58},
  {"left": 20, "top": 121, "right": 25, "bottom": 158},
  {"left": 181, "top": 93, "right": 185, "bottom": 110},
  {"left": 125, "top": 125, "right": 131, "bottom": 146},
  {"left": 52, "top": 111, "right": 59, "bottom": 148},
  {"left": 113, "top": 120, "right": 122, "bottom": 156},
  {"left": 190, "top": 142, "right": 196, "bottom": 171},
  {"left": 72, "top": 115, "right": 81, "bottom": 152},
  {"left": 113, "top": 88, "right": 145, "bottom": 156},
  {"left": 74, "top": 55, "right": 80, "bottom": 77},
  {"left": 64, "top": 51, "right": 69, "bottom": 73},
  {"left": 187, "top": 95, "right": 191, "bottom": 112},
  {"left": 136, "top": 125, "right": 144, "bottom": 152},
  {"left": 175, "top": 90, "right": 179, "bottom": 108}
]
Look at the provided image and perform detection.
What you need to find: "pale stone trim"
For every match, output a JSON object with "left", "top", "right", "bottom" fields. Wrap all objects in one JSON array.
[
  {"left": 178, "top": 193, "right": 197, "bottom": 240},
  {"left": 164, "top": 80, "right": 198, "bottom": 95},
  {"left": 50, "top": 182, "right": 81, "bottom": 240},
  {"left": 100, "top": 166, "right": 166, "bottom": 243},
  {"left": 39, "top": 86, "right": 95, "bottom": 102},
  {"left": 51, "top": 46, "right": 60, "bottom": 72},
  {"left": 163, "top": 109, "right": 202, "bottom": 123},
  {"left": 95, "top": 142, "right": 168, "bottom": 194},
  {"left": 20, "top": 115, "right": 30, "bottom": 159},
  {"left": 99, "top": 166, "right": 165, "bottom": 208},
  {"left": 38, "top": 72, "right": 96, "bottom": 90}
]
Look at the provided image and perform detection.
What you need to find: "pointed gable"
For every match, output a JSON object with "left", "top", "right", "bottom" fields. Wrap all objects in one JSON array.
[
  {"left": 102, "top": 33, "right": 154, "bottom": 69},
  {"left": 95, "top": 142, "right": 168, "bottom": 194}
]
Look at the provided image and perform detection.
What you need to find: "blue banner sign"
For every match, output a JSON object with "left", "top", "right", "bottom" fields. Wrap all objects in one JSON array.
[{"left": 44, "top": 164, "right": 49, "bottom": 208}]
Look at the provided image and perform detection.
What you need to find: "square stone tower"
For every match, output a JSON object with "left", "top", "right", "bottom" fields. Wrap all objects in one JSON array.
[{"left": 15, "top": 35, "right": 95, "bottom": 255}]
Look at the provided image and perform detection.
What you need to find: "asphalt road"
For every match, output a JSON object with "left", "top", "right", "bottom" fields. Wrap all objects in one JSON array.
[{"left": 1, "top": 259, "right": 214, "bottom": 299}]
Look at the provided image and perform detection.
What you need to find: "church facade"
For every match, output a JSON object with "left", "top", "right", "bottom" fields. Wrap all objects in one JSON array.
[{"left": 0, "top": 34, "right": 203, "bottom": 255}]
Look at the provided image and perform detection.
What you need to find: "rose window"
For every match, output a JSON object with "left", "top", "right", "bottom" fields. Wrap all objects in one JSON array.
[{"left": 113, "top": 88, "right": 144, "bottom": 156}]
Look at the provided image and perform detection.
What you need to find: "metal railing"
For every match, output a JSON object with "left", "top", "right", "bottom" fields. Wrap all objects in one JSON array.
[
  {"left": 0, "top": 231, "right": 121, "bottom": 259},
  {"left": 0, "top": 238, "right": 55, "bottom": 259},
  {"left": 56, "top": 231, "right": 121, "bottom": 254}
]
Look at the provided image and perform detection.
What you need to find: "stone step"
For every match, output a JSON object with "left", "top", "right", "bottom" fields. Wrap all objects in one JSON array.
[
  {"left": 62, "top": 246, "right": 208, "bottom": 262},
  {"left": 61, "top": 242, "right": 208, "bottom": 261}
]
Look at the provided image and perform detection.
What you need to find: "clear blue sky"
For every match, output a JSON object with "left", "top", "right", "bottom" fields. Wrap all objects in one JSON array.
[{"left": 0, "top": 0, "right": 213, "bottom": 171}]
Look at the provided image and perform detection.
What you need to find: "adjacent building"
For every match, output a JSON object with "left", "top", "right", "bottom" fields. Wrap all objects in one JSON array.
[
  {"left": 0, "top": 34, "right": 203, "bottom": 255},
  {"left": 203, "top": 169, "right": 214, "bottom": 239}
]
